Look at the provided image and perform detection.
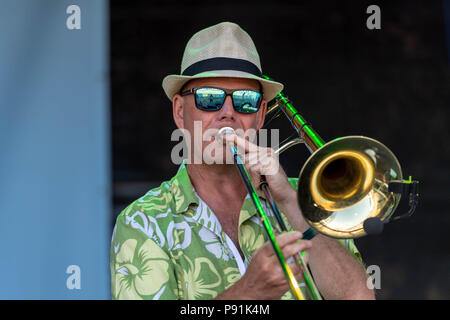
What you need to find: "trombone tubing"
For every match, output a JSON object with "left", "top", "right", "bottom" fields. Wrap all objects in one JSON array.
[
  {"left": 229, "top": 145, "right": 307, "bottom": 300},
  {"left": 275, "top": 92, "right": 326, "bottom": 153}
]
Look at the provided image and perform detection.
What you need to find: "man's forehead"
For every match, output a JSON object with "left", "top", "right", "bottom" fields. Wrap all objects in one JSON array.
[{"left": 183, "top": 77, "right": 260, "bottom": 90}]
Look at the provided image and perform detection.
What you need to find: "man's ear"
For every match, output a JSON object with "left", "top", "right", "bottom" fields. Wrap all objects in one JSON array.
[
  {"left": 172, "top": 94, "right": 185, "bottom": 130},
  {"left": 256, "top": 99, "right": 268, "bottom": 131}
]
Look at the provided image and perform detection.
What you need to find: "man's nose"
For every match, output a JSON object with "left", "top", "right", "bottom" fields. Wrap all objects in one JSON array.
[{"left": 218, "top": 95, "right": 235, "bottom": 118}]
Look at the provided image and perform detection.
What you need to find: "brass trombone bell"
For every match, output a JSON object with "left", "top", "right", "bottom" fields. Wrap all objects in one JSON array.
[
  {"left": 297, "top": 136, "right": 403, "bottom": 239},
  {"left": 310, "top": 150, "right": 374, "bottom": 211}
]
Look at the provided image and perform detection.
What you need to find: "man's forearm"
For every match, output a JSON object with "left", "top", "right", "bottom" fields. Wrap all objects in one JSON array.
[
  {"left": 214, "top": 279, "right": 251, "bottom": 300},
  {"left": 306, "top": 234, "right": 375, "bottom": 299}
]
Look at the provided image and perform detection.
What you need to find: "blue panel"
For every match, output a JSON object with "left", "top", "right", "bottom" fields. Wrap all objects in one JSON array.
[
  {"left": 0, "top": 0, "right": 110, "bottom": 299},
  {"left": 444, "top": 0, "right": 450, "bottom": 64}
]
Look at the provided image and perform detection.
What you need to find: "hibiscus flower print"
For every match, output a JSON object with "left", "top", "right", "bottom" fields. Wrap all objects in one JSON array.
[
  {"left": 198, "top": 228, "right": 230, "bottom": 261},
  {"left": 181, "top": 256, "right": 222, "bottom": 300},
  {"left": 240, "top": 223, "right": 265, "bottom": 257},
  {"left": 113, "top": 239, "right": 170, "bottom": 299}
]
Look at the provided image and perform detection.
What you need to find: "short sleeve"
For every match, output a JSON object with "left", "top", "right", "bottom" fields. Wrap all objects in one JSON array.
[
  {"left": 110, "top": 210, "right": 179, "bottom": 300},
  {"left": 337, "top": 238, "right": 365, "bottom": 267}
]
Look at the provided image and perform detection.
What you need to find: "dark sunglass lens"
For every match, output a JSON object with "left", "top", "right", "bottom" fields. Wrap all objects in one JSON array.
[
  {"left": 233, "top": 90, "right": 261, "bottom": 113},
  {"left": 195, "top": 88, "right": 226, "bottom": 110}
]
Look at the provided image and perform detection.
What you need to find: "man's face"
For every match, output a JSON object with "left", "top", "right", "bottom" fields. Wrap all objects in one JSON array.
[{"left": 172, "top": 77, "right": 267, "bottom": 164}]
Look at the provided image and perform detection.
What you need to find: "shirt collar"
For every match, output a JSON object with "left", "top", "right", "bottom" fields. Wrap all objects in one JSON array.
[
  {"left": 169, "top": 160, "right": 199, "bottom": 214},
  {"left": 169, "top": 160, "right": 269, "bottom": 223}
]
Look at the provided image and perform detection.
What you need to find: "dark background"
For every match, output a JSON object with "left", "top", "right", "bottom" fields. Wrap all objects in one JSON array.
[{"left": 110, "top": 0, "right": 450, "bottom": 299}]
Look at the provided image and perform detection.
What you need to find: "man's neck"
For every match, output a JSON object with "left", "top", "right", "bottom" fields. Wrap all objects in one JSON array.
[
  {"left": 186, "top": 163, "right": 247, "bottom": 201},
  {"left": 186, "top": 163, "right": 248, "bottom": 260}
]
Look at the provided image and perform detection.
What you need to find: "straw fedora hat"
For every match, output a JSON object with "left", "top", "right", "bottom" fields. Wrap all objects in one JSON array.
[{"left": 162, "top": 21, "right": 283, "bottom": 102}]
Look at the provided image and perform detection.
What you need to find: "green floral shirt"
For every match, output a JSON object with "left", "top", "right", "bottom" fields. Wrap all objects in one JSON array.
[{"left": 110, "top": 162, "right": 363, "bottom": 300}]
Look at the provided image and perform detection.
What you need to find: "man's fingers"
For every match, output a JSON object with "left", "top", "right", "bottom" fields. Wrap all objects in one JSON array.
[
  {"left": 223, "top": 134, "right": 259, "bottom": 153},
  {"left": 281, "top": 239, "right": 312, "bottom": 260},
  {"left": 264, "top": 233, "right": 312, "bottom": 264},
  {"left": 223, "top": 134, "right": 279, "bottom": 176},
  {"left": 244, "top": 152, "right": 274, "bottom": 168},
  {"left": 276, "top": 232, "right": 303, "bottom": 247}
]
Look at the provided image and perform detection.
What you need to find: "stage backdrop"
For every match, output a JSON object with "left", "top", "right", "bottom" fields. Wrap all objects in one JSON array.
[
  {"left": 0, "top": 0, "right": 110, "bottom": 299},
  {"left": 110, "top": 0, "right": 450, "bottom": 299}
]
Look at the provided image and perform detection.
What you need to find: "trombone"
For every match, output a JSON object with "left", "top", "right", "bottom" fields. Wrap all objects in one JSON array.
[{"left": 224, "top": 75, "right": 420, "bottom": 300}]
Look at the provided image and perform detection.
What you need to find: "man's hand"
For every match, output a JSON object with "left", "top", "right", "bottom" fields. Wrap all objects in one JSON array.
[
  {"left": 222, "top": 133, "right": 297, "bottom": 209},
  {"left": 215, "top": 232, "right": 312, "bottom": 300}
]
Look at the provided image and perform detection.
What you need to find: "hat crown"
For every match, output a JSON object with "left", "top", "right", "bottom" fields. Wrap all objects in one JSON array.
[
  {"left": 181, "top": 22, "right": 262, "bottom": 74},
  {"left": 162, "top": 22, "right": 283, "bottom": 102}
]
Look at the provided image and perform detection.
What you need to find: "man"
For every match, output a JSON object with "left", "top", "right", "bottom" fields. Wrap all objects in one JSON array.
[{"left": 110, "top": 21, "right": 374, "bottom": 300}]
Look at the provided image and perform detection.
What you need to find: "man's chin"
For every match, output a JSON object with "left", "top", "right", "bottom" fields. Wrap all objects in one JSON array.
[{"left": 202, "top": 150, "right": 235, "bottom": 165}]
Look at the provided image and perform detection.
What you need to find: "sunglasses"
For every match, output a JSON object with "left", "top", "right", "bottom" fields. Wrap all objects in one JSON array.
[{"left": 181, "top": 86, "right": 263, "bottom": 114}]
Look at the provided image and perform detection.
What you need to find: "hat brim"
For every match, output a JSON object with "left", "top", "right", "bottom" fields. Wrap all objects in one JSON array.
[{"left": 162, "top": 70, "right": 284, "bottom": 102}]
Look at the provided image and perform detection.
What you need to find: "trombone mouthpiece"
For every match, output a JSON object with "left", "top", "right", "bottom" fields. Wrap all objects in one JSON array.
[{"left": 217, "top": 127, "right": 236, "bottom": 143}]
